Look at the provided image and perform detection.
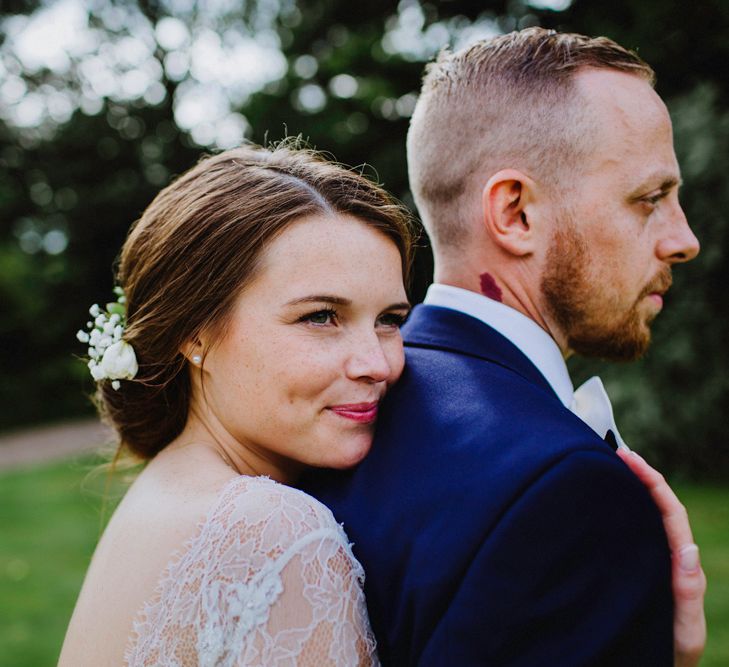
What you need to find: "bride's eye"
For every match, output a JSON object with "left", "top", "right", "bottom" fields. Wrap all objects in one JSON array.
[
  {"left": 299, "top": 308, "right": 338, "bottom": 326},
  {"left": 377, "top": 311, "right": 408, "bottom": 328}
]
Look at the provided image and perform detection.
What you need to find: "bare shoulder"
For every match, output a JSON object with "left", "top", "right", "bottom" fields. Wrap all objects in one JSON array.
[{"left": 58, "top": 457, "right": 237, "bottom": 666}]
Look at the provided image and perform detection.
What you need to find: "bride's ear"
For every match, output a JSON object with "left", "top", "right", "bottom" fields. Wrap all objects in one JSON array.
[{"left": 181, "top": 339, "right": 204, "bottom": 368}]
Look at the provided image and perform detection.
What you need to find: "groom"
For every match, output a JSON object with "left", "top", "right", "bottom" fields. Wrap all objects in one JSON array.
[{"left": 307, "top": 29, "right": 700, "bottom": 665}]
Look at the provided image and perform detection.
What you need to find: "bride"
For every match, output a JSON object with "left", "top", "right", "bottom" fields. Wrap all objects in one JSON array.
[{"left": 59, "top": 144, "right": 705, "bottom": 666}]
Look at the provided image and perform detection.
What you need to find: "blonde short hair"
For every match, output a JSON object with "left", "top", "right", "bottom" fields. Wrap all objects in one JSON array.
[{"left": 407, "top": 27, "right": 654, "bottom": 251}]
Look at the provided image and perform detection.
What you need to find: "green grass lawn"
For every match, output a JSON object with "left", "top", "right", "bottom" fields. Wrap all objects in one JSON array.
[
  {"left": 1, "top": 457, "right": 727, "bottom": 667},
  {"left": 674, "top": 482, "right": 729, "bottom": 667},
  {"left": 0, "top": 456, "right": 123, "bottom": 667}
]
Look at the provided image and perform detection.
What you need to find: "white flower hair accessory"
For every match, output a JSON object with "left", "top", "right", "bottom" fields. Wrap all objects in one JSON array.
[{"left": 76, "top": 286, "right": 138, "bottom": 390}]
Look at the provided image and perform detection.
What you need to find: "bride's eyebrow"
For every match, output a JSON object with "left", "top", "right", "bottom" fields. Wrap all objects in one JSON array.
[
  {"left": 386, "top": 302, "right": 411, "bottom": 311},
  {"left": 285, "top": 295, "right": 351, "bottom": 306},
  {"left": 285, "top": 296, "right": 410, "bottom": 311}
]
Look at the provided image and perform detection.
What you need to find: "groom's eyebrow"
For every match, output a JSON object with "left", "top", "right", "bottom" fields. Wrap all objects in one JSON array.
[
  {"left": 286, "top": 295, "right": 351, "bottom": 306},
  {"left": 627, "top": 174, "right": 682, "bottom": 201}
]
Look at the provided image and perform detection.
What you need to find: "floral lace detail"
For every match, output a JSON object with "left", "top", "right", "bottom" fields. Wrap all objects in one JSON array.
[{"left": 125, "top": 476, "right": 379, "bottom": 666}]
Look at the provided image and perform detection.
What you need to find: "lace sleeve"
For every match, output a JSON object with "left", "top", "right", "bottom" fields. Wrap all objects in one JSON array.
[{"left": 126, "top": 476, "right": 379, "bottom": 667}]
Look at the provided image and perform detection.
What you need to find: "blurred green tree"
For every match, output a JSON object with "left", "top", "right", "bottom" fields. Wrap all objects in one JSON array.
[{"left": 0, "top": 0, "right": 726, "bottom": 478}]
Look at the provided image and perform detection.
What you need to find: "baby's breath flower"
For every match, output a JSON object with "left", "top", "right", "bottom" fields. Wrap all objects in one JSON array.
[
  {"left": 77, "top": 287, "right": 137, "bottom": 390},
  {"left": 100, "top": 341, "right": 137, "bottom": 380}
]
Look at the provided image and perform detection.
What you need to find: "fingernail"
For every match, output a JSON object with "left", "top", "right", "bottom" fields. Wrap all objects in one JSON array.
[
  {"left": 679, "top": 544, "right": 700, "bottom": 572},
  {"left": 630, "top": 451, "right": 644, "bottom": 462},
  {"left": 618, "top": 443, "right": 632, "bottom": 453}
]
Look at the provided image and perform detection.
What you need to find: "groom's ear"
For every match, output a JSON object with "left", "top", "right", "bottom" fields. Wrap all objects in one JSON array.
[{"left": 481, "top": 169, "right": 540, "bottom": 257}]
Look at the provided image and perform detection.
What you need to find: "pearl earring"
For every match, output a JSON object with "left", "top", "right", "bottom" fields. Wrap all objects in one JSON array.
[{"left": 192, "top": 354, "right": 202, "bottom": 365}]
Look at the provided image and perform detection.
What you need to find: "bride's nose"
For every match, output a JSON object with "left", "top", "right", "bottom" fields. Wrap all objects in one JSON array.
[{"left": 343, "top": 331, "right": 392, "bottom": 383}]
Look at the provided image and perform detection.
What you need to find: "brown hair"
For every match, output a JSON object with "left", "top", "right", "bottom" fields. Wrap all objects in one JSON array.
[
  {"left": 407, "top": 27, "right": 655, "bottom": 253},
  {"left": 96, "top": 142, "right": 414, "bottom": 460}
]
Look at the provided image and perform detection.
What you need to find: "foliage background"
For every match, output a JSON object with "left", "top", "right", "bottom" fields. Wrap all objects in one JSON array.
[
  {"left": 1, "top": 0, "right": 728, "bottom": 479},
  {"left": 1, "top": 2, "right": 728, "bottom": 665}
]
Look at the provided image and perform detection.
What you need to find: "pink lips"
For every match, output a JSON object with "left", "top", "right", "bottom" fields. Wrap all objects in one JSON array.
[{"left": 328, "top": 402, "right": 379, "bottom": 423}]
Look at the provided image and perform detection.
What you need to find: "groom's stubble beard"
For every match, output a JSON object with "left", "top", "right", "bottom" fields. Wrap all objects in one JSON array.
[{"left": 541, "top": 218, "right": 673, "bottom": 362}]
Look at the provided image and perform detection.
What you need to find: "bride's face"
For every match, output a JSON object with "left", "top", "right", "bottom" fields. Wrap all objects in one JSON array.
[{"left": 191, "top": 213, "right": 409, "bottom": 479}]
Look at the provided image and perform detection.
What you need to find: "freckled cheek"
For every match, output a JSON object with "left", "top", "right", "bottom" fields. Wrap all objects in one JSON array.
[
  {"left": 275, "top": 350, "right": 344, "bottom": 406},
  {"left": 393, "top": 353, "right": 406, "bottom": 382},
  {"left": 385, "top": 343, "right": 406, "bottom": 385},
  {"left": 209, "top": 336, "right": 275, "bottom": 402},
  {"left": 204, "top": 350, "right": 251, "bottom": 396}
]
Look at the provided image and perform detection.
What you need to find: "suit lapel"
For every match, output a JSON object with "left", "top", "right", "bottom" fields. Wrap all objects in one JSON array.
[{"left": 403, "top": 304, "right": 559, "bottom": 400}]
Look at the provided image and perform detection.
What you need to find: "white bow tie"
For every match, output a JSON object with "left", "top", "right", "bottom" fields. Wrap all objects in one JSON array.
[{"left": 570, "top": 376, "right": 629, "bottom": 451}]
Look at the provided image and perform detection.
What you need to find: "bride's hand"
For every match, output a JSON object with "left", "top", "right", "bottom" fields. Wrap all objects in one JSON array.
[{"left": 617, "top": 448, "right": 707, "bottom": 667}]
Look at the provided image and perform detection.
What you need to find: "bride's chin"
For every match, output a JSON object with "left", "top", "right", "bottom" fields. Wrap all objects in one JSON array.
[{"left": 324, "top": 434, "right": 374, "bottom": 470}]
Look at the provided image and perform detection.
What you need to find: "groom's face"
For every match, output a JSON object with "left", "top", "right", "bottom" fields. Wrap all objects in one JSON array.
[
  {"left": 540, "top": 69, "right": 699, "bottom": 360},
  {"left": 542, "top": 219, "right": 673, "bottom": 361}
]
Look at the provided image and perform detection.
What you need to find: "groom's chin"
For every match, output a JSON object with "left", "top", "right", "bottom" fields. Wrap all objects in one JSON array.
[{"left": 569, "top": 322, "right": 652, "bottom": 362}]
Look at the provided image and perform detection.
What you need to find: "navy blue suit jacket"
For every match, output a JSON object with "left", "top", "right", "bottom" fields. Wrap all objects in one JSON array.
[{"left": 303, "top": 305, "right": 673, "bottom": 666}]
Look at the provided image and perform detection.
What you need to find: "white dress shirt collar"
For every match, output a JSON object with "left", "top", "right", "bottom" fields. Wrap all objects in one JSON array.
[{"left": 423, "top": 283, "right": 574, "bottom": 406}]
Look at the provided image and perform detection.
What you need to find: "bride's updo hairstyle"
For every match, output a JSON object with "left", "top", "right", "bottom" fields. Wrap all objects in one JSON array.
[{"left": 98, "top": 143, "right": 414, "bottom": 460}]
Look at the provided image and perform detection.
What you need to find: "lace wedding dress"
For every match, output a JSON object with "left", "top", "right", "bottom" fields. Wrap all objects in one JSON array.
[{"left": 125, "top": 475, "right": 379, "bottom": 666}]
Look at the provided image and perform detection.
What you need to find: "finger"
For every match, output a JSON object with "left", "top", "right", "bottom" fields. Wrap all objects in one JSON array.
[
  {"left": 616, "top": 449, "right": 694, "bottom": 548},
  {"left": 673, "top": 545, "right": 707, "bottom": 601},
  {"left": 616, "top": 451, "right": 707, "bottom": 667},
  {"left": 673, "top": 548, "right": 707, "bottom": 667},
  {"left": 669, "top": 539, "right": 707, "bottom": 666}
]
